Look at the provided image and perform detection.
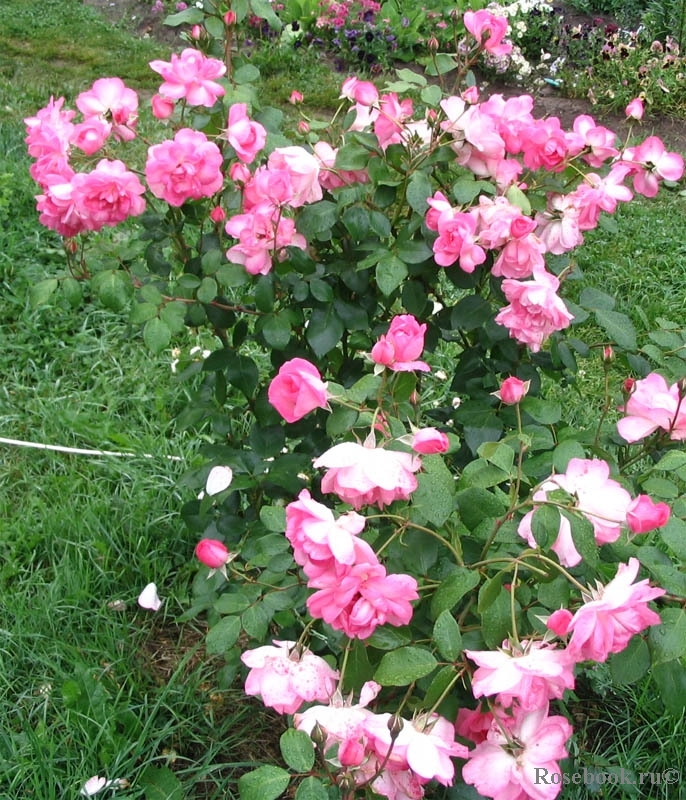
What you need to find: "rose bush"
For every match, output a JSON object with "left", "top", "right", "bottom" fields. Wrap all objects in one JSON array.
[{"left": 24, "top": 2, "right": 686, "bottom": 798}]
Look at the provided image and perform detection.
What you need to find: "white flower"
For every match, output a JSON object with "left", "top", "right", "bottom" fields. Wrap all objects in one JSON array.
[
  {"left": 80, "top": 776, "right": 126, "bottom": 797},
  {"left": 203, "top": 465, "right": 233, "bottom": 497},
  {"left": 137, "top": 582, "right": 162, "bottom": 611}
]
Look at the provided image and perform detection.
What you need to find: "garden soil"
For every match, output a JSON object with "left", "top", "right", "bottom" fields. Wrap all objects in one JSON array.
[{"left": 84, "top": 0, "right": 686, "bottom": 154}]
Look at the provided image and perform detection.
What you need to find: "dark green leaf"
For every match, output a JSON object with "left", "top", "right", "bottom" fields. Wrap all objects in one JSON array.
[
  {"left": 430, "top": 568, "right": 480, "bottom": 619},
  {"left": 374, "top": 646, "right": 437, "bottom": 686},
  {"left": 411, "top": 455, "right": 456, "bottom": 527},
  {"left": 595, "top": 309, "right": 637, "bottom": 350},
  {"left": 531, "top": 505, "right": 561, "bottom": 550},
  {"left": 238, "top": 766, "right": 290, "bottom": 800},
  {"left": 205, "top": 616, "right": 241, "bottom": 655},
  {"left": 433, "top": 610, "right": 463, "bottom": 661},
  {"left": 262, "top": 313, "right": 292, "bottom": 349},
  {"left": 139, "top": 766, "right": 183, "bottom": 800},
  {"left": 306, "top": 307, "right": 344, "bottom": 356},
  {"left": 648, "top": 608, "right": 686, "bottom": 664},
  {"left": 143, "top": 318, "right": 172, "bottom": 354},
  {"left": 376, "top": 256, "right": 408, "bottom": 295},
  {"left": 280, "top": 729, "right": 315, "bottom": 773},
  {"left": 295, "top": 777, "right": 330, "bottom": 800},
  {"left": 406, "top": 171, "right": 433, "bottom": 213}
]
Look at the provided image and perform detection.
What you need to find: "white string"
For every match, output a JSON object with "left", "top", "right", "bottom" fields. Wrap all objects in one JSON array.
[{"left": 0, "top": 436, "right": 183, "bottom": 461}]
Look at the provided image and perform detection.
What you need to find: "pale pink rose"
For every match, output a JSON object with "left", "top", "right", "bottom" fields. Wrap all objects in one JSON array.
[
  {"left": 465, "top": 640, "right": 575, "bottom": 710},
  {"left": 495, "top": 267, "right": 574, "bottom": 352},
  {"left": 518, "top": 457, "right": 633, "bottom": 566},
  {"left": 268, "top": 358, "right": 329, "bottom": 423},
  {"left": 137, "top": 582, "right": 162, "bottom": 611},
  {"left": 76, "top": 77, "right": 138, "bottom": 141},
  {"left": 626, "top": 97, "right": 644, "bottom": 120},
  {"left": 622, "top": 135, "right": 684, "bottom": 197},
  {"left": 626, "top": 495, "right": 671, "bottom": 533},
  {"left": 223, "top": 103, "right": 267, "bottom": 164},
  {"left": 242, "top": 166, "right": 294, "bottom": 210},
  {"left": 145, "top": 128, "right": 223, "bottom": 207},
  {"left": 285, "top": 489, "right": 366, "bottom": 575},
  {"left": 455, "top": 706, "right": 497, "bottom": 745},
  {"left": 151, "top": 93, "right": 175, "bottom": 119},
  {"left": 313, "top": 441, "right": 422, "bottom": 510},
  {"left": 195, "top": 538, "right": 232, "bottom": 569},
  {"left": 565, "top": 558, "right": 665, "bottom": 662},
  {"left": 463, "top": 9, "right": 512, "bottom": 55},
  {"left": 521, "top": 116, "right": 582, "bottom": 172},
  {"left": 225, "top": 205, "right": 307, "bottom": 275},
  {"left": 374, "top": 93, "right": 414, "bottom": 150},
  {"left": 535, "top": 193, "right": 584, "bottom": 255},
  {"left": 492, "top": 376, "right": 530, "bottom": 404},
  {"left": 306, "top": 539, "right": 418, "bottom": 638},
  {"left": 367, "top": 712, "right": 469, "bottom": 786},
  {"left": 425, "top": 191, "right": 454, "bottom": 232},
  {"left": 35, "top": 173, "right": 87, "bottom": 237},
  {"left": 25, "top": 96, "right": 75, "bottom": 184},
  {"left": 70, "top": 118, "right": 111, "bottom": 155},
  {"left": 411, "top": 428, "right": 449, "bottom": 454},
  {"left": 71, "top": 159, "right": 146, "bottom": 231},
  {"left": 462, "top": 703, "right": 572, "bottom": 800},
  {"left": 149, "top": 48, "right": 226, "bottom": 107},
  {"left": 241, "top": 639, "right": 339, "bottom": 714},
  {"left": 566, "top": 165, "right": 633, "bottom": 231},
  {"left": 617, "top": 372, "right": 686, "bottom": 442},
  {"left": 371, "top": 314, "right": 430, "bottom": 373},
  {"left": 340, "top": 77, "right": 379, "bottom": 106},
  {"left": 267, "top": 146, "right": 322, "bottom": 206}
]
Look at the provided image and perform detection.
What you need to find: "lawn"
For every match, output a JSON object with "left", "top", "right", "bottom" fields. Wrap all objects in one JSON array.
[{"left": 2, "top": 1, "right": 685, "bottom": 798}]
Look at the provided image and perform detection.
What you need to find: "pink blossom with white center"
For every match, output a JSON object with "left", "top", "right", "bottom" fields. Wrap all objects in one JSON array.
[
  {"left": 494, "top": 267, "right": 574, "bottom": 352},
  {"left": 225, "top": 203, "right": 307, "bottom": 276},
  {"left": 564, "top": 558, "right": 665, "bottom": 662},
  {"left": 465, "top": 640, "right": 575, "bottom": 710},
  {"left": 622, "top": 135, "right": 684, "bottom": 197},
  {"left": 306, "top": 537, "right": 418, "bottom": 638},
  {"left": 267, "top": 146, "right": 322, "bottom": 207},
  {"left": 76, "top": 77, "right": 139, "bottom": 141},
  {"left": 285, "top": 489, "right": 365, "bottom": 575},
  {"left": 517, "top": 457, "right": 633, "bottom": 567},
  {"left": 463, "top": 9, "right": 512, "bottom": 55},
  {"left": 223, "top": 103, "right": 267, "bottom": 164},
  {"left": 617, "top": 372, "right": 686, "bottom": 442},
  {"left": 374, "top": 93, "right": 414, "bottom": 150},
  {"left": 572, "top": 114, "right": 619, "bottom": 167},
  {"left": 371, "top": 314, "right": 430, "bottom": 373},
  {"left": 145, "top": 128, "right": 223, "bottom": 207},
  {"left": 366, "top": 713, "right": 469, "bottom": 786},
  {"left": 149, "top": 48, "right": 226, "bottom": 107},
  {"left": 295, "top": 680, "right": 383, "bottom": 765},
  {"left": 241, "top": 639, "right": 339, "bottom": 715},
  {"left": 462, "top": 702, "right": 572, "bottom": 800},
  {"left": 535, "top": 193, "right": 584, "bottom": 255},
  {"left": 71, "top": 159, "right": 146, "bottom": 231},
  {"left": 432, "top": 210, "right": 485, "bottom": 272}
]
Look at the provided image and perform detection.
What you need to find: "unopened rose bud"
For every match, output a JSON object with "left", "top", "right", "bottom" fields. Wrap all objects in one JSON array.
[
  {"left": 427, "top": 36, "right": 439, "bottom": 51},
  {"left": 64, "top": 238, "right": 78, "bottom": 254},
  {"left": 492, "top": 376, "right": 530, "bottom": 405},
  {"left": 209, "top": 206, "right": 226, "bottom": 224},
  {"left": 195, "top": 538, "right": 232, "bottom": 569},
  {"left": 602, "top": 345, "right": 614, "bottom": 363},
  {"left": 191, "top": 24, "right": 202, "bottom": 39},
  {"left": 678, "top": 377, "right": 686, "bottom": 398},
  {"left": 338, "top": 772, "right": 357, "bottom": 793},
  {"left": 224, "top": 10, "right": 237, "bottom": 25},
  {"left": 297, "top": 120, "right": 310, "bottom": 134},
  {"left": 625, "top": 97, "right": 644, "bottom": 120},
  {"left": 310, "top": 722, "right": 327, "bottom": 747},
  {"left": 622, "top": 377, "right": 636, "bottom": 396},
  {"left": 462, "top": 85, "right": 479, "bottom": 103},
  {"left": 289, "top": 90, "right": 304, "bottom": 104},
  {"left": 387, "top": 713, "right": 405, "bottom": 738}
]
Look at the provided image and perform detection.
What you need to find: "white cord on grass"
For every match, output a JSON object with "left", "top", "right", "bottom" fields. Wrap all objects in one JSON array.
[{"left": 0, "top": 436, "right": 182, "bottom": 461}]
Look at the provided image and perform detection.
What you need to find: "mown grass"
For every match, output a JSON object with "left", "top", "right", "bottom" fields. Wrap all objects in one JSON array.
[{"left": 2, "top": 1, "right": 684, "bottom": 798}]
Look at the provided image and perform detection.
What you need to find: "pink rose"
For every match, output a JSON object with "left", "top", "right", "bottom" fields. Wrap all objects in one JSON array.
[
  {"left": 412, "top": 428, "right": 449, "bottom": 454},
  {"left": 626, "top": 494, "right": 671, "bottom": 534},
  {"left": 151, "top": 93, "right": 175, "bottom": 119},
  {"left": 492, "top": 376, "right": 530, "bottom": 404},
  {"left": 145, "top": 128, "right": 223, "bottom": 207},
  {"left": 241, "top": 640, "right": 339, "bottom": 714},
  {"left": 565, "top": 558, "right": 665, "bottom": 662},
  {"left": 76, "top": 77, "right": 138, "bottom": 141},
  {"left": 463, "top": 10, "right": 512, "bottom": 56},
  {"left": 71, "top": 158, "right": 146, "bottom": 231},
  {"left": 267, "top": 358, "right": 329, "bottom": 423},
  {"left": 313, "top": 441, "right": 421, "bottom": 510},
  {"left": 149, "top": 48, "right": 226, "bottom": 108},
  {"left": 267, "top": 146, "right": 322, "bottom": 207},
  {"left": 223, "top": 103, "right": 267, "bottom": 164},
  {"left": 70, "top": 118, "right": 111, "bottom": 155},
  {"left": 626, "top": 97, "right": 644, "bottom": 120},
  {"left": 617, "top": 372, "right": 686, "bottom": 442},
  {"left": 622, "top": 136, "right": 684, "bottom": 198},
  {"left": 371, "top": 314, "right": 430, "bottom": 373}
]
